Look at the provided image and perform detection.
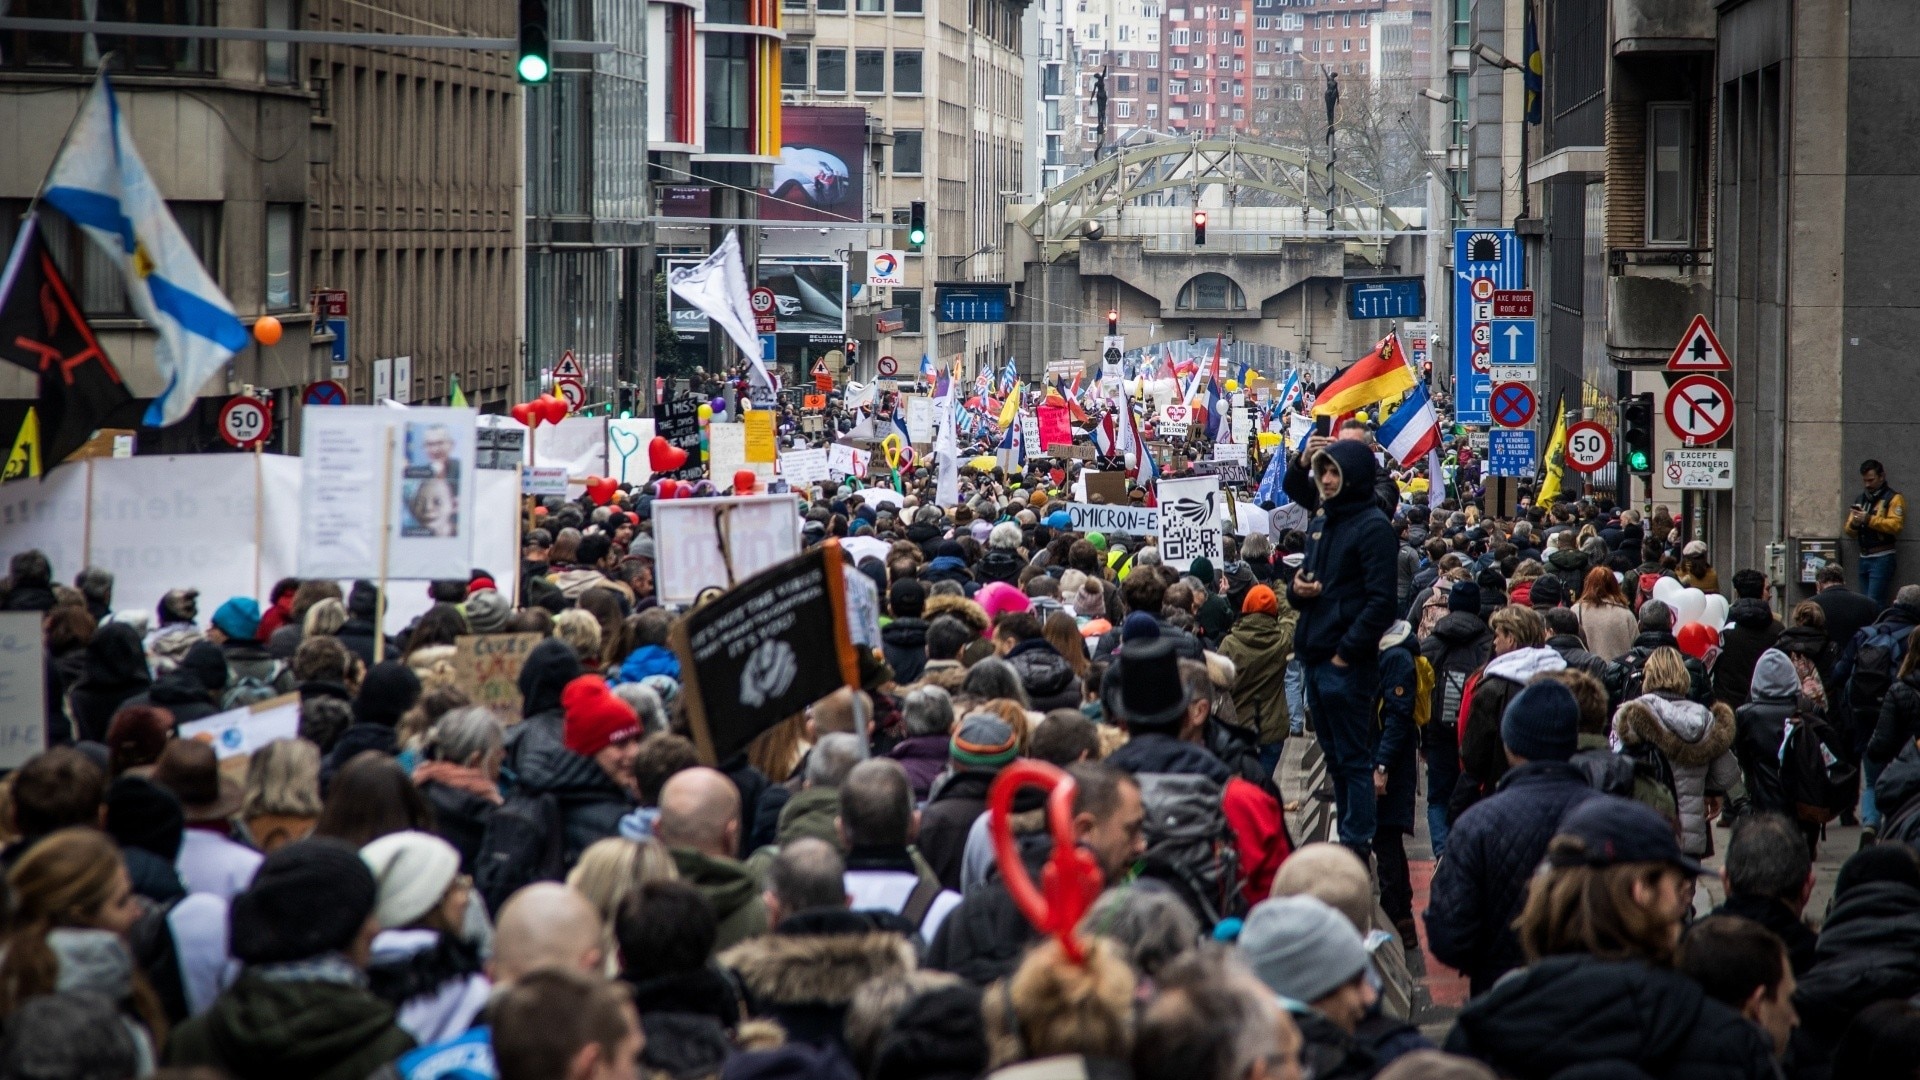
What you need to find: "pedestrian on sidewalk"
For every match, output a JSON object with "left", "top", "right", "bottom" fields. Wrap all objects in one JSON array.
[{"left": 1846, "top": 458, "right": 1905, "bottom": 608}]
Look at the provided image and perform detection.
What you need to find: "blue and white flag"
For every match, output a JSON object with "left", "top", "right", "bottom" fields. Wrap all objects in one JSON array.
[
  {"left": 43, "top": 76, "right": 248, "bottom": 426},
  {"left": 919, "top": 353, "right": 936, "bottom": 382}
]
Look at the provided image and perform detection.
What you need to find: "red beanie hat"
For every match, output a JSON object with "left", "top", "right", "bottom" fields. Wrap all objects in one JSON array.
[{"left": 562, "top": 675, "right": 640, "bottom": 757}]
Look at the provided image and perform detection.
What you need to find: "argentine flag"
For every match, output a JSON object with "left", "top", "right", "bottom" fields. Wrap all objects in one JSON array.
[{"left": 43, "top": 77, "right": 248, "bottom": 427}]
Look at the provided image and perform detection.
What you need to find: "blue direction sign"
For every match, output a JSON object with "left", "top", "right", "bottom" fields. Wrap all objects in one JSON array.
[
  {"left": 1490, "top": 318, "right": 1536, "bottom": 365},
  {"left": 1453, "top": 228, "right": 1524, "bottom": 426},
  {"left": 1488, "top": 428, "right": 1538, "bottom": 477}
]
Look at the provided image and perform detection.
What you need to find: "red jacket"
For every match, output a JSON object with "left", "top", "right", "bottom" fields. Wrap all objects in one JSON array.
[{"left": 1224, "top": 776, "right": 1291, "bottom": 905}]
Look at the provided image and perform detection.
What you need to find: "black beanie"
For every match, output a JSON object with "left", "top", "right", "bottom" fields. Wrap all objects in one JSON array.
[
  {"left": 1834, "top": 845, "right": 1920, "bottom": 902},
  {"left": 871, "top": 985, "right": 988, "bottom": 1080},
  {"left": 230, "top": 838, "right": 377, "bottom": 964},
  {"left": 179, "top": 640, "right": 230, "bottom": 694},
  {"left": 105, "top": 776, "right": 185, "bottom": 861},
  {"left": 353, "top": 661, "right": 422, "bottom": 728}
]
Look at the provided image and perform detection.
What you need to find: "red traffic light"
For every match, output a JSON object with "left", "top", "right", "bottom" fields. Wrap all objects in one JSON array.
[
  {"left": 1192, "top": 211, "right": 1207, "bottom": 226},
  {"left": 1193, "top": 211, "right": 1207, "bottom": 246}
]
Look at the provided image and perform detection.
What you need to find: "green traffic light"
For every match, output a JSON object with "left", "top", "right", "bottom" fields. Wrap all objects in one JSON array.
[
  {"left": 909, "top": 227, "right": 926, "bottom": 246},
  {"left": 518, "top": 53, "right": 550, "bottom": 83},
  {"left": 1629, "top": 450, "right": 1649, "bottom": 471}
]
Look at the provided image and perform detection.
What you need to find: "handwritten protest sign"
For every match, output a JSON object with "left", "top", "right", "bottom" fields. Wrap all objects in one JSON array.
[
  {"left": 451, "top": 633, "right": 542, "bottom": 720},
  {"left": 0, "top": 613, "right": 44, "bottom": 769}
]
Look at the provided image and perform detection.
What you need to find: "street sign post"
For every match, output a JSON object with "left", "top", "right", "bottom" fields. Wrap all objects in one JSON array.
[
  {"left": 749, "top": 287, "right": 777, "bottom": 333},
  {"left": 1488, "top": 428, "right": 1537, "bottom": 477},
  {"left": 1563, "top": 420, "right": 1613, "bottom": 473},
  {"left": 1453, "top": 228, "right": 1524, "bottom": 426},
  {"left": 1490, "top": 382, "right": 1537, "bottom": 429},
  {"left": 1492, "top": 290, "right": 1533, "bottom": 318},
  {"left": 552, "top": 350, "right": 584, "bottom": 381},
  {"left": 219, "top": 396, "right": 270, "bottom": 449},
  {"left": 556, "top": 378, "right": 586, "bottom": 411},
  {"left": 303, "top": 380, "right": 347, "bottom": 407},
  {"left": 1662, "top": 448, "right": 1735, "bottom": 489},
  {"left": 1663, "top": 374, "right": 1734, "bottom": 446},
  {"left": 1489, "top": 364, "right": 1536, "bottom": 383},
  {"left": 876, "top": 355, "right": 898, "bottom": 377},
  {"left": 1666, "top": 314, "right": 1732, "bottom": 372},
  {"left": 1490, "top": 318, "right": 1536, "bottom": 366}
]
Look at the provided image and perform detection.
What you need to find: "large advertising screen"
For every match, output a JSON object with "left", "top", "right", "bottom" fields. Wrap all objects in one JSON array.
[
  {"left": 667, "top": 258, "right": 847, "bottom": 343},
  {"left": 762, "top": 105, "right": 868, "bottom": 224}
]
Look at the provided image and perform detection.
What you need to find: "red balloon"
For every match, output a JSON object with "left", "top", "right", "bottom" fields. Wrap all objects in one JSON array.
[
  {"left": 986, "top": 760, "right": 1104, "bottom": 964},
  {"left": 585, "top": 476, "right": 618, "bottom": 506},
  {"left": 538, "top": 395, "right": 570, "bottom": 425},
  {"left": 648, "top": 436, "right": 689, "bottom": 473},
  {"left": 733, "top": 469, "right": 758, "bottom": 494},
  {"left": 655, "top": 479, "right": 684, "bottom": 499},
  {"left": 510, "top": 402, "right": 535, "bottom": 426},
  {"left": 1675, "top": 621, "right": 1721, "bottom": 661}
]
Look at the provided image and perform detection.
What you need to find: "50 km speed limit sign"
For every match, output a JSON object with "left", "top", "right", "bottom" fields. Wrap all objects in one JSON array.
[
  {"left": 1563, "top": 420, "right": 1613, "bottom": 473},
  {"left": 219, "top": 396, "right": 271, "bottom": 449}
]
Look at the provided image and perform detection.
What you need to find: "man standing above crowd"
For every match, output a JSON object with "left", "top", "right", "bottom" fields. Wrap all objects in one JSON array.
[{"left": 1847, "top": 458, "right": 1904, "bottom": 608}]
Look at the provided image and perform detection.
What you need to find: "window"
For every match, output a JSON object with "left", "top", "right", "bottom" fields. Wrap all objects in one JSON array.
[
  {"left": 705, "top": 35, "right": 752, "bottom": 152},
  {"left": 1169, "top": 105, "right": 1185, "bottom": 119},
  {"left": 816, "top": 47, "right": 847, "bottom": 91},
  {"left": 782, "top": 46, "right": 808, "bottom": 87},
  {"left": 893, "top": 129, "right": 923, "bottom": 173},
  {"left": 1171, "top": 28, "right": 1188, "bottom": 44},
  {"left": 818, "top": 0, "right": 846, "bottom": 13},
  {"left": 896, "top": 0, "right": 923, "bottom": 15},
  {"left": 1232, "top": 30, "right": 1243, "bottom": 45},
  {"left": 1116, "top": 74, "right": 1131, "bottom": 91},
  {"left": 1232, "top": 82, "right": 1243, "bottom": 97},
  {"left": 1647, "top": 103, "right": 1694, "bottom": 244},
  {"left": 264, "top": 0, "right": 295, "bottom": 84},
  {"left": 1170, "top": 56, "right": 1185, "bottom": 70},
  {"left": 857, "top": 0, "right": 883, "bottom": 13},
  {"left": 4, "top": 0, "right": 216, "bottom": 74},
  {"left": 265, "top": 204, "right": 298, "bottom": 311},
  {"left": 893, "top": 49, "right": 922, "bottom": 93},
  {"left": 1146, "top": 76, "right": 1159, "bottom": 92},
  {"left": 2, "top": 199, "right": 219, "bottom": 316},
  {"left": 1289, "top": 83, "right": 1304, "bottom": 99},
  {"left": 1116, "top": 101, "right": 1132, "bottom": 118},
  {"left": 1254, "top": 62, "right": 1269, "bottom": 75},
  {"left": 1341, "top": 38, "right": 1350, "bottom": 51},
  {"left": 855, "top": 48, "right": 886, "bottom": 92},
  {"left": 892, "top": 290, "right": 923, "bottom": 334},
  {"left": 1146, "top": 103, "right": 1158, "bottom": 118},
  {"left": 1170, "top": 79, "right": 1185, "bottom": 93}
]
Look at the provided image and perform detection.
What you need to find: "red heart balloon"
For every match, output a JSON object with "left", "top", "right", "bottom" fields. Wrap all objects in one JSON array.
[
  {"left": 511, "top": 402, "right": 534, "bottom": 426},
  {"left": 649, "top": 436, "right": 689, "bottom": 473},
  {"left": 1049, "top": 468, "right": 1066, "bottom": 487},
  {"left": 733, "top": 469, "right": 758, "bottom": 494},
  {"left": 539, "top": 395, "right": 569, "bottom": 426},
  {"left": 585, "top": 476, "right": 618, "bottom": 506},
  {"left": 654, "top": 479, "right": 682, "bottom": 499},
  {"left": 987, "top": 760, "right": 1104, "bottom": 964}
]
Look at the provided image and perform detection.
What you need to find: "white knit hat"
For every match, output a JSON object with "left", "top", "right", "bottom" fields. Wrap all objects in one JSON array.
[{"left": 360, "top": 830, "right": 462, "bottom": 930}]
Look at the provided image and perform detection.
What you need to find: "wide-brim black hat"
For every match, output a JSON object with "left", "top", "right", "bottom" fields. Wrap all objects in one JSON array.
[{"left": 1111, "top": 638, "right": 1190, "bottom": 728}]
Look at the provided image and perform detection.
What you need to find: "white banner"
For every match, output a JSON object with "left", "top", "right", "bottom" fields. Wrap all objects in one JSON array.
[
  {"left": 782, "top": 448, "right": 830, "bottom": 488},
  {"left": 0, "top": 612, "right": 46, "bottom": 769},
  {"left": 905, "top": 396, "right": 935, "bottom": 444},
  {"left": 1054, "top": 502, "right": 1159, "bottom": 535},
  {"left": 532, "top": 416, "right": 607, "bottom": 481},
  {"left": 1155, "top": 473, "right": 1224, "bottom": 572},
  {"left": 298, "top": 406, "right": 478, "bottom": 580},
  {"left": 654, "top": 495, "right": 801, "bottom": 605},
  {"left": 606, "top": 418, "right": 656, "bottom": 486}
]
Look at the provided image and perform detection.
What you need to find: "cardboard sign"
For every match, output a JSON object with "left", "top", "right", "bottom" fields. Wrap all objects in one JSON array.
[
  {"left": 654, "top": 494, "right": 803, "bottom": 605},
  {"left": 178, "top": 694, "right": 302, "bottom": 760},
  {"left": 783, "top": 448, "right": 831, "bottom": 488},
  {"left": 744, "top": 410, "right": 777, "bottom": 463},
  {"left": 1054, "top": 502, "right": 1159, "bottom": 535},
  {"left": 827, "top": 443, "right": 871, "bottom": 478},
  {"left": 450, "top": 632, "right": 542, "bottom": 720},
  {"left": 1048, "top": 443, "right": 1095, "bottom": 460},
  {"left": 803, "top": 394, "right": 827, "bottom": 411},
  {"left": 1155, "top": 473, "right": 1224, "bottom": 572},
  {"left": 0, "top": 612, "right": 45, "bottom": 769},
  {"left": 669, "top": 543, "right": 860, "bottom": 766},
  {"left": 1084, "top": 470, "right": 1131, "bottom": 505}
]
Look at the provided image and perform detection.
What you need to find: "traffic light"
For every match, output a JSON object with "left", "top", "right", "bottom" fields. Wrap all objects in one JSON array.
[
  {"left": 1106, "top": 309, "right": 1119, "bottom": 335},
  {"left": 517, "top": 0, "right": 551, "bottom": 83},
  {"left": 1622, "top": 391, "right": 1654, "bottom": 474},
  {"left": 1192, "top": 210, "right": 1207, "bottom": 246},
  {"left": 907, "top": 202, "right": 927, "bottom": 250}
]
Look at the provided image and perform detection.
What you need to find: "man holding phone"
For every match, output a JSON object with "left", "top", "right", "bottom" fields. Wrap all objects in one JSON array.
[{"left": 1284, "top": 430, "right": 1400, "bottom": 865}]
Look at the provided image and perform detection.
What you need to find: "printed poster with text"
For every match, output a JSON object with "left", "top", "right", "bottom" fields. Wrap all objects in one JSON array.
[{"left": 298, "top": 405, "right": 477, "bottom": 580}]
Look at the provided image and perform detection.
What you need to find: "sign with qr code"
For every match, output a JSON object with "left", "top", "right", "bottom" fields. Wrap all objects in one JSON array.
[{"left": 1154, "top": 473, "right": 1224, "bottom": 573}]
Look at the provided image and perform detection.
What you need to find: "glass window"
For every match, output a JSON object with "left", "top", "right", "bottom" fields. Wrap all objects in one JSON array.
[
  {"left": 893, "top": 289, "right": 922, "bottom": 333},
  {"left": 894, "top": 130, "right": 923, "bottom": 173},
  {"left": 1177, "top": 273, "right": 1246, "bottom": 309},
  {"left": 855, "top": 49, "right": 886, "bottom": 92},
  {"left": 817, "top": 0, "right": 845, "bottom": 12},
  {"left": 265, "top": 204, "right": 298, "bottom": 311},
  {"left": 782, "top": 46, "right": 808, "bottom": 87},
  {"left": 1648, "top": 103, "right": 1693, "bottom": 244},
  {"left": 896, "top": 0, "right": 923, "bottom": 14},
  {"left": 705, "top": 35, "right": 752, "bottom": 153},
  {"left": 816, "top": 48, "right": 847, "bottom": 92},
  {"left": 857, "top": 0, "right": 883, "bottom": 13},
  {"left": 264, "top": 0, "right": 295, "bottom": 84},
  {"left": 893, "top": 49, "right": 922, "bottom": 93}
]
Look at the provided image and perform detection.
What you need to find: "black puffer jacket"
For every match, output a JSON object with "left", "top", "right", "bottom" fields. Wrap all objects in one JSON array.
[
  {"left": 1732, "top": 649, "right": 1801, "bottom": 816},
  {"left": 1874, "top": 741, "right": 1920, "bottom": 845},
  {"left": 1713, "top": 598, "right": 1782, "bottom": 709},
  {"left": 917, "top": 770, "right": 995, "bottom": 891},
  {"left": 1445, "top": 956, "right": 1775, "bottom": 1080},
  {"left": 1792, "top": 879, "right": 1920, "bottom": 1078},
  {"left": 503, "top": 640, "right": 629, "bottom": 862},
  {"left": 926, "top": 832, "right": 1047, "bottom": 985},
  {"left": 973, "top": 548, "right": 1023, "bottom": 587},
  {"left": 1420, "top": 610, "right": 1492, "bottom": 727},
  {"left": 1545, "top": 547, "right": 1591, "bottom": 597},
  {"left": 1602, "top": 630, "right": 1712, "bottom": 712},
  {"left": 1004, "top": 638, "right": 1082, "bottom": 712},
  {"left": 880, "top": 617, "right": 930, "bottom": 685},
  {"left": 1871, "top": 668, "right": 1920, "bottom": 765},
  {"left": 1285, "top": 440, "right": 1399, "bottom": 667}
]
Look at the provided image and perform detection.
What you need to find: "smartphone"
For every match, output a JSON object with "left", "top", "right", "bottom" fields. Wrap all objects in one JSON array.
[{"left": 1313, "top": 415, "right": 1332, "bottom": 437}]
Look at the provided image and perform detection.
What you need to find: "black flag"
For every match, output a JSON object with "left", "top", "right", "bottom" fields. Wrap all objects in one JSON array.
[{"left": 0, "top": 215, "right": 133, "bottom": 468}]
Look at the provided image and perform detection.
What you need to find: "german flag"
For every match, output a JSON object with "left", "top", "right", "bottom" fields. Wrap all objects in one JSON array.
[{"left": 1311, "top": 333, "right": 1416, "bottom": 418}]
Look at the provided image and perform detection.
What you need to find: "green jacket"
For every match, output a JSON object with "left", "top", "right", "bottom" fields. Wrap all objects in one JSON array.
[
  {"left": 167, "top": 974, "right": 414, "bottom": 1080},
  {"left": 673, "top": 846, "right": 770, "bottom": 953},
  {"left": 1221, "top": 608, "right": 1297, "bottom": 745},
  {"left": 776, "top": 785, "right": 843, "bottom": 850}
]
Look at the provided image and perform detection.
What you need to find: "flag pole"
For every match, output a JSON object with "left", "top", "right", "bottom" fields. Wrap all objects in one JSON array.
[{"left": 24, "top": 56, "right": 115, "bottom": 222}]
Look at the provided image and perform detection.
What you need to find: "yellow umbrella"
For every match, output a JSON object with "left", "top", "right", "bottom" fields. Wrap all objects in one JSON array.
[
  {"left": 1257, "top": 432, "right": 1282, "bottom": 449},
  {"left": 967, "top": 455, "right": 997, "bottom": 471}
]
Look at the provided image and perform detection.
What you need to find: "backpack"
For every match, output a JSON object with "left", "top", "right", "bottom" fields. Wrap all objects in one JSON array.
[
  {"left": 221, "top": 669, "right": 281, "bottom": 711},
  {"left": 473, "top": 791, "right": 566, "bottom": 914},
  {"left": 1134, "top": 772, "right": 1243, "bottom": 929},
  {"left": 1779, "top": 716, "right": 1859, "bottom": 825},
  {"left": 1619, "top": 740, "right": 1682, "bottom": 839},
  {"left": 1410, "top": 655, "right": 1436, "bottom": 728},
  {"left": 1844, "top": 622, "right": 1917, "bottom": 734}
]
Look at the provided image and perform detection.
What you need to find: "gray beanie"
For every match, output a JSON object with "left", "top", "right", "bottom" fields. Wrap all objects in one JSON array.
[
  {"left": 464, "top": 589, "right": 512, "bottom": 634},
  {"left": 1238, "top": 895, "right": 1370, "bottom": 1004}
]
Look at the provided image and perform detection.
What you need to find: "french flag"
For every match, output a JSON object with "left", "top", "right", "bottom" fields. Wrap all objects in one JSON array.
[{"left": 1377, "top": 383, "right": 1442, "bottom": 466}]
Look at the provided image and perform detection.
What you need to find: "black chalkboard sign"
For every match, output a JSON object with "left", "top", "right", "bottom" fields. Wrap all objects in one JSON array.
[
  {"left": 656, "top": 398, "right": 706, "bottom": 481},
  {"left": 669, "top": 541, "right": 859, "bottom": 765}
]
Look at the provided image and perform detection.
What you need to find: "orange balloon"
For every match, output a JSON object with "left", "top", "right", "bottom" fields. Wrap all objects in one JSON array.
[{"left": 252, "top": 316, "right": 283, "bottom": 346}]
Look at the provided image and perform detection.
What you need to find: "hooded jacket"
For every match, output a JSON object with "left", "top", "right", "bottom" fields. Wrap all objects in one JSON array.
[
  {"left": 720, "top": 908, "right": 916, "bottom": 1051},
  {"left": 1713, "top": 598, "right": 1783, "bottom": 709},
  {"left": 613, "top": 644, "right": 680, "bottom": 685},
  {"left": 1872, "top": 667, "right": 1920, "bottom": 765},
  {"left": 503, "top": 640, "right": 629, "bottom": 861},
  {"left": 68, "top": 623, "right": 153, "bottom": 743},
  {"left": 1445, "top": 956, "right": 1775, "bottom": 1080},
  {"left": 1004, "top": 638, "right": 1083, "bottom": 712},
  {"left": 674, "top": 847, "right": 771, "bottom": 954},
  {"left": 1420, "top": 611, "right": 1492, "bottom": 727},
  {"left": 926, "top": 832, "right": 1049, "bottom": 984},
  {"left": 1287, "top": 441, "right": 1399, "bottom": 667},
  {"left": 1452, "top": 646, "right": 1566, "bottom": 821},
  {"left": 1792, "top": 879, "right": 1920, "bottom": 1077},
  {"left": 168, "top": 970, "right": 416, "bottom": 1080},
  {"left": 1544, "top": 547, "right": 1591, "bottom": 597},
  {"left": 881, "top": 617, "right": 931, "bottom": 685},
  {"left": 918, "top": 769, "right": 996, "bottom": 891},
  {"left": 886, "top": 734, "right": 950, "bottom": 800},
  {"left": 1733, "top": 650, "right": 1802, "bottom": 815},
  {"left": 973, "top": 548, "right": 1024, "bottom": 587},
  {"left": 1613, "top": 692, "right": 1740, "bottom": 856},
  {"left": 1220, "top": 608, "right": 1296, "bottom": 745},
  {"left": 1602, "top": 631, "right": 1713, "bottom": 711},
  {"left": 1873, "top": 740, "right": 1920, "bottom": 845},
  {"left": 1545, "top": 634, "right": 1606, "bottom": 679}
]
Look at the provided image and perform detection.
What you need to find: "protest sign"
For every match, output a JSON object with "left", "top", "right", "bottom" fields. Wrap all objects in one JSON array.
[
  {"left": 827, "top": 443, "right": 871, "bottom": 479},
  {"left": 0, "top": 613, "right": 44, "bottom": 769},
  {"left": 179, "top": 694, "right": 302, "bottom": 760},
  {"left": 1156, "top": 473, "right": 1224, "bottom": 571},
  {"left": 532, "top": 416, "right": 606, "bottom": 480},
  {"left": 654, "top": 494, "right": 802, "bottom": 606},
  {"left": 522, "top": 466, "right": 568, "bottom": 497},
  {"left": 451, "top": 632, "right": 542, "bottom": 720},
  {"left": 1055, "top": 502, "right": 1158, "bottom": 535},
  {"left": 606, "top": 418, "right": 655, "bottom": 485},
  {"left": 782, "top": 448, "right": 830, "bottom": 488},
  {"left": 656, "top": 399, "right": 705, "bottom": 481},
  {"left": 744, "top": 410, "right": 777, "bottom": 463},
  {"left": 669, "top": 542, "right": 859, "bottom": 766},
  {"left": 1021, "top": 414, "right": 1042, "bottom": 457},
  {"left": 905, "top": 396, "right": 935, "bottom": 443},
  {"left": 297, "top": 406, "right": 478, "bottom": 580},
  {"left": 475, "top": 419, "right": 526, "bottom": 470},
  {"left": 1037, "top": 406, "right": 1071, "bottom": 452},
  {"left": 1084, "top": 470, "right": 1130, "bottom": 505}
]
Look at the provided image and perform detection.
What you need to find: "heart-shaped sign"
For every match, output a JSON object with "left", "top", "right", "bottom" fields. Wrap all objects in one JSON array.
[
  {"left": 733, "top": 469, "right": 758, "bottom": 494},
  {"left": 585, "top": 476, "right": 619, "bottom": 506},
  {"left": 1163, "top": 404, "right": 1189, "bottom": 424},
  {"left": 1049, "top": 468, "right": 1066, "bottom": 487},
  {"left": 511, "top": 402, "right": 535, "bottom": 426},
  {"left": 649, "top": 436, "right": 689, "bottom": 473},
  {"left": 608, "top": 426, "right": 642, "bottom": 476},
  {"left": 987, "top": 760, "right": 1104, "bottom": 964}
]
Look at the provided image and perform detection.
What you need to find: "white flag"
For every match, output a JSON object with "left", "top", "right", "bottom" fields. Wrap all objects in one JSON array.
[{"left": 667, "top": 232, "right": 774, "bottom": 392}]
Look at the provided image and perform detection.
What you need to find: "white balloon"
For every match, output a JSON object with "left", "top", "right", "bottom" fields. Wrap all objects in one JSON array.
[
  {"left": 1702, "top": 593, "right": 1731, "bottom": 630},
  {"left": 1675, "top": 587, "right": 1707, "bottom": 627},
  {"left": 1651, "top": 576, "right": 1684, "bottom": 608}
]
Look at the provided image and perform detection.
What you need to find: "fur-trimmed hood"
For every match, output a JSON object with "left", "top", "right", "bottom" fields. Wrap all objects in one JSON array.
[
  {"left": 924, "top": 594, "right": 990, "bottom": 637},
  {"left": 1613, "top": 693, "right": 1735, "bottom": 767},
  {"left": 719, "top": 914, "right": 916, "bottom": 1008}
]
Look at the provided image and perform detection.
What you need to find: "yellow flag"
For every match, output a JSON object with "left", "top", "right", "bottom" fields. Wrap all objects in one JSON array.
[
  {"left": 4, "top": 409, "right": 39, "bottom": 482},
  {"left": 449, "top": 376, "right": 468, "bottom": 409},
  {"left": 998, "top": 391, "right": 1020, "bottom": 429},
  {"left": 1536, "top": 396, "right": 1569, "bottom": 505}
]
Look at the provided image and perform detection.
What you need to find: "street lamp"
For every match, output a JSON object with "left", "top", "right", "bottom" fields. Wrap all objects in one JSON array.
[
  {"left": 1473, "top": 43, "right": 1520, "bottom": 70},
  {"left": 1419, "top": 87, "right": 1454, "bottom": 104}
]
